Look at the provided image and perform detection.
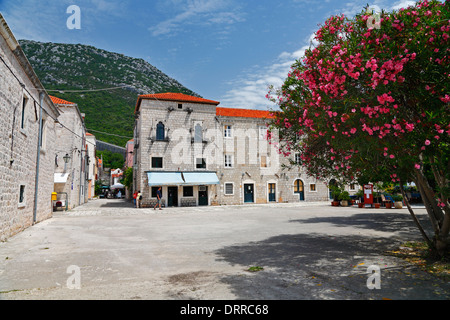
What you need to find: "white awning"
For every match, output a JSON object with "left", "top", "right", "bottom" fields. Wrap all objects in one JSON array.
[
  {"left": 182, "top": 172, "right": 219, "bottom": 185},
  {"left": 54, "top": 173, "right": 69, "bottom": 184},
  {"left": 147, "top": 172, "right": 184, "bottom": 186}
]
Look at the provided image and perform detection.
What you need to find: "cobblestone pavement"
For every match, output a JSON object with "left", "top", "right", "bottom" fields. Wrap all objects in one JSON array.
[{"left": 0, "top": 199, "right": 449, "bottom": 300}]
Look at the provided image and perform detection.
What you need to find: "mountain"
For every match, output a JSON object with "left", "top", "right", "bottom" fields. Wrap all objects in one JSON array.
[{"left": 19, "top": 40, "right": 199, "bottom": 146}]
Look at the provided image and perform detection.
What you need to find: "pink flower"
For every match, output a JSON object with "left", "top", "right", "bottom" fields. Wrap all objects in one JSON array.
[
  {"left": 440, "top": 95, "right": 450, "bottom": 103},
  {"left": 425, "top": 139, "right": 431, "bottom": 145},
  {"left": 389, "top": 154, "right": 395, "bottom": 159},
  {"left": 414, "top": 164, "right": 421, "bottom": 170}
]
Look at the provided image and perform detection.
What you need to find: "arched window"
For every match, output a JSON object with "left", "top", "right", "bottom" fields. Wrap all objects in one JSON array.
[
  {"left": 194, "top": 123, "right": 203, "bottom": 143},
  {"left": 156, "top": 122, "right": 165, "bottom": 141}
]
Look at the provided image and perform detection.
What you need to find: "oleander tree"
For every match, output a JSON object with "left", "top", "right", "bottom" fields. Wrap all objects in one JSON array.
[{"left": 267, "top": 0, "right": 450, "bottom": 254}]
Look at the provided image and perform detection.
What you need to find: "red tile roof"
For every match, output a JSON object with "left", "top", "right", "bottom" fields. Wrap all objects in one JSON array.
[
  {"left": 216, "top": 107, "right": 275, "bottom": 119},
  {"left": 49, "top": 95, "right": 76, "bottom": 105},
  {"left": 136, "top": 92, "right": 220, "bottom": 113},
  {"left": 135, "top": 92, "right": 276, "bottom": 120}
]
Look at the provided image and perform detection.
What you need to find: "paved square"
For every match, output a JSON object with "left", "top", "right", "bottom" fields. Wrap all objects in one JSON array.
[{"left": 0, "top": 199, "right": 448, "bottom": 300}]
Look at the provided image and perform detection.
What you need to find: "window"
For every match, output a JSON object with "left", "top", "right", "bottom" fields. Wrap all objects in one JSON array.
[
  {"left": 196, "top": 158, "right": 206, "bottom": 169},
  {"left": 224, "top": 183, "right": 234, "bottom": 195},
  {"left": 349, "top": 183, "right": 356, "bottom": 191},
  {"left": 224, "top": 125, "right": 232, "bottom": 138},
  {"left": 310, "top": 183, "right": 317, "bottom": 192},
  {"left": 151, "top": 157, "right": 163, "bottom": 168},
  {"left": 194, "top": 123, "right": 203, "bottom": 143},
  {"left": 259, "top": 126, "right": 268, "bottom": 139},
  {"left": 178, "top": 103, "right": 183, "bottom": 109},
  {"left": 151, "top": 187, "right": 162, "bottom": 198},
  {"left": 183, "top": 186, "right": 193, "bottom": 197},
  {"left": 294, "top": 153, "right": 301, "bottom": 164},
  {"left": 21, "top": 96, "right": 28, "bottom": 130},
  {"left": 260, "top": 155, "right": 268, "bottom": 168},
  {"left": 156, "top": 122, "right": 165, "bottom": 141},
  {"left": 224, "top": 154, "right": 233, "bottom": 168},
  {"left": 19, "top": 185, "right": 25, "bottom": 206},
  {"left": 39, "top": 119, "right": 46, "bottom": 149}
]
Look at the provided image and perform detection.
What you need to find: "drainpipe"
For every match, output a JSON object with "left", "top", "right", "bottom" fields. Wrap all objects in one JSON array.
[
  {"left": 33, "top": 92, "right": 44, "bottom": 224},
  {"left": 79, "top": 127, "right": 84, "bottom": 206}
]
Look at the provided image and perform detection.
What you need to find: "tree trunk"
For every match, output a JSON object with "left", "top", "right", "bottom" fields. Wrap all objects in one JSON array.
[
  {"left": 399, "top": 180, "right": 433, "bottom": 248},
  {"left": 413, "top": 169, "right": 449, "bottom": 255}
]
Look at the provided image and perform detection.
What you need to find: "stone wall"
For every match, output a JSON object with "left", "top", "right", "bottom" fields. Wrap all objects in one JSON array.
[{"left": 0, "top": 21, "right": 59, "bottom": 241}]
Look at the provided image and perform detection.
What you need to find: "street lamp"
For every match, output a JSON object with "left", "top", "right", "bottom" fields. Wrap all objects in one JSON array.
[{"left": 63, "top": 153, "right": 70, "bottom": 171}]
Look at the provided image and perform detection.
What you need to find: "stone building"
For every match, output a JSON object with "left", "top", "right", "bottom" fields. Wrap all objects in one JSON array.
[
  {"left": 51, "top": 96, "right": 89, "bottom": 209},
  {"left": 86, "top": 133, "right": 97, "bottom": 199},
  {"left": 0, "top": 14, "right": 60, "bottom": 240},
  {"left": 133, "top": 92, "right": 345, "bottom": 208}
]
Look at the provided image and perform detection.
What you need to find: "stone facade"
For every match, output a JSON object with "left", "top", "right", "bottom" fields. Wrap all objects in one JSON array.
[
  {"left": 0, "top": 14, "right": 60, "bottom": 241},
  {"left": 134, "top": 93, "right": 353, "bottom": 208},
  {"left": 51, "top": 96, "right": 89, "bottom": 209},
  {"left": 86, "top": 133, "right": 97, "bottom": 199}
]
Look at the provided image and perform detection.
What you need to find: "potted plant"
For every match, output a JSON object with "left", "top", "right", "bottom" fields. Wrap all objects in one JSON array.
[
  {"left": 373, "top": 191, "right": 381, "bottom": 208},
  {"left": 393, "top": 195, "right": 403, "bottom": 209},
  {"left": 339, "top": 191, "right": 351, "bottom": 207},
  {"left": 355, "top": 189, "right": 364, "bottom": 208},
  {"left": 329, "top": 184, "right": 342, "bottom": 206}
]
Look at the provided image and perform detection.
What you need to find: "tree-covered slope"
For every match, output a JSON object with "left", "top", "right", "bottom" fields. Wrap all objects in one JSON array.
[{"left": 20, "top": 40, "right": 199, "bottom": 146}]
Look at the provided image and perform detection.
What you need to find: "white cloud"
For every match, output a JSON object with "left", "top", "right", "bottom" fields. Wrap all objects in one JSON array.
[
  {"left": 1, "top": 0, "right": 130, "bottom": 42},
  {"left": 149, "top": 0, "right": 244, "bottom": 37},
  {"left": 218, "top": 0, "right": 424, "bottom": 111},
  {"left": 391, "top": 0, "right": 416, "bottom": 10},
  {"left": 1, "top": 0, "right": 63, "bottom": 42},
  {"left": 219, "top": 34, "right": 315, "bottom": 110}
]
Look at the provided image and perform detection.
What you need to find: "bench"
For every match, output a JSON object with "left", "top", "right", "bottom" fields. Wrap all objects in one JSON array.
[{"left": 180, "top": 199, "right": 197, "bottom": 207}]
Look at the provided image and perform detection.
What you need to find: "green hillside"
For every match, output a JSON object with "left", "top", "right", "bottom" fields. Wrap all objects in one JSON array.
[{"left": 20, "top": 40, "right": 199, "bottom": 146}]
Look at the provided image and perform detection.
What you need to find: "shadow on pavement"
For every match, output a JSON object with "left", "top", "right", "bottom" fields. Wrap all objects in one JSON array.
[
  {"left": 214, "top": 212, "right": 449, "bottom": 300},
  {"left": 290, "top": 211, "right": 434, "bottom": 240},
  {"left": 100, "top": 199, "right": 135, "bottom": 208}
]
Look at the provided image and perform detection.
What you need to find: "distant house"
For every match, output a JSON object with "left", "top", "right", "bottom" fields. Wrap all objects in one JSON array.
[
  {"left": 50, "top": 95, "right": 89, "bottom": 209},
  {"left": 0, "top": 14, "right": 60, "bottom": 240},
  {"left": 86, "top": 133, "right": 97, "bottom": 199},
  {"left": 125, "top": 139, "right": 134, "bottom": 168}
]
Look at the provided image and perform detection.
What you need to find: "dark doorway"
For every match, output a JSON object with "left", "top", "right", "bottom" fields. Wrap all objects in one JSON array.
[
  {"left": 268, "top": 183, "right": 276, "bottom": 202},
  {"left": 198, "top": 186, "right": 208, "bottom": 206},
  {"left": 244, "top": 184, "right": 254, "bottom": 203},
  {"left": 294, "top": 179, "right": 305, "bottom": 201},
  {"left": 168, "top": 187, "right": 178, "bottom": 207}
]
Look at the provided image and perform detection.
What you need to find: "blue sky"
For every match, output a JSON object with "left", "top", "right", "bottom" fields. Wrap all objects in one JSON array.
[{"left": 0, "top": 0, "right": 417, "bottom": 110}]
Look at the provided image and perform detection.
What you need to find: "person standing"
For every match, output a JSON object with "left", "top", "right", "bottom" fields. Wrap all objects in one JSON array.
[
  {"left": 136, "top": 190, "right": 142, "bottom": 208},
  {"left": 133, "top": 190, "right": 138, "bottom": 208},
  {"left": 154, "top": 187, "right": 162, "bottom": 210}
]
